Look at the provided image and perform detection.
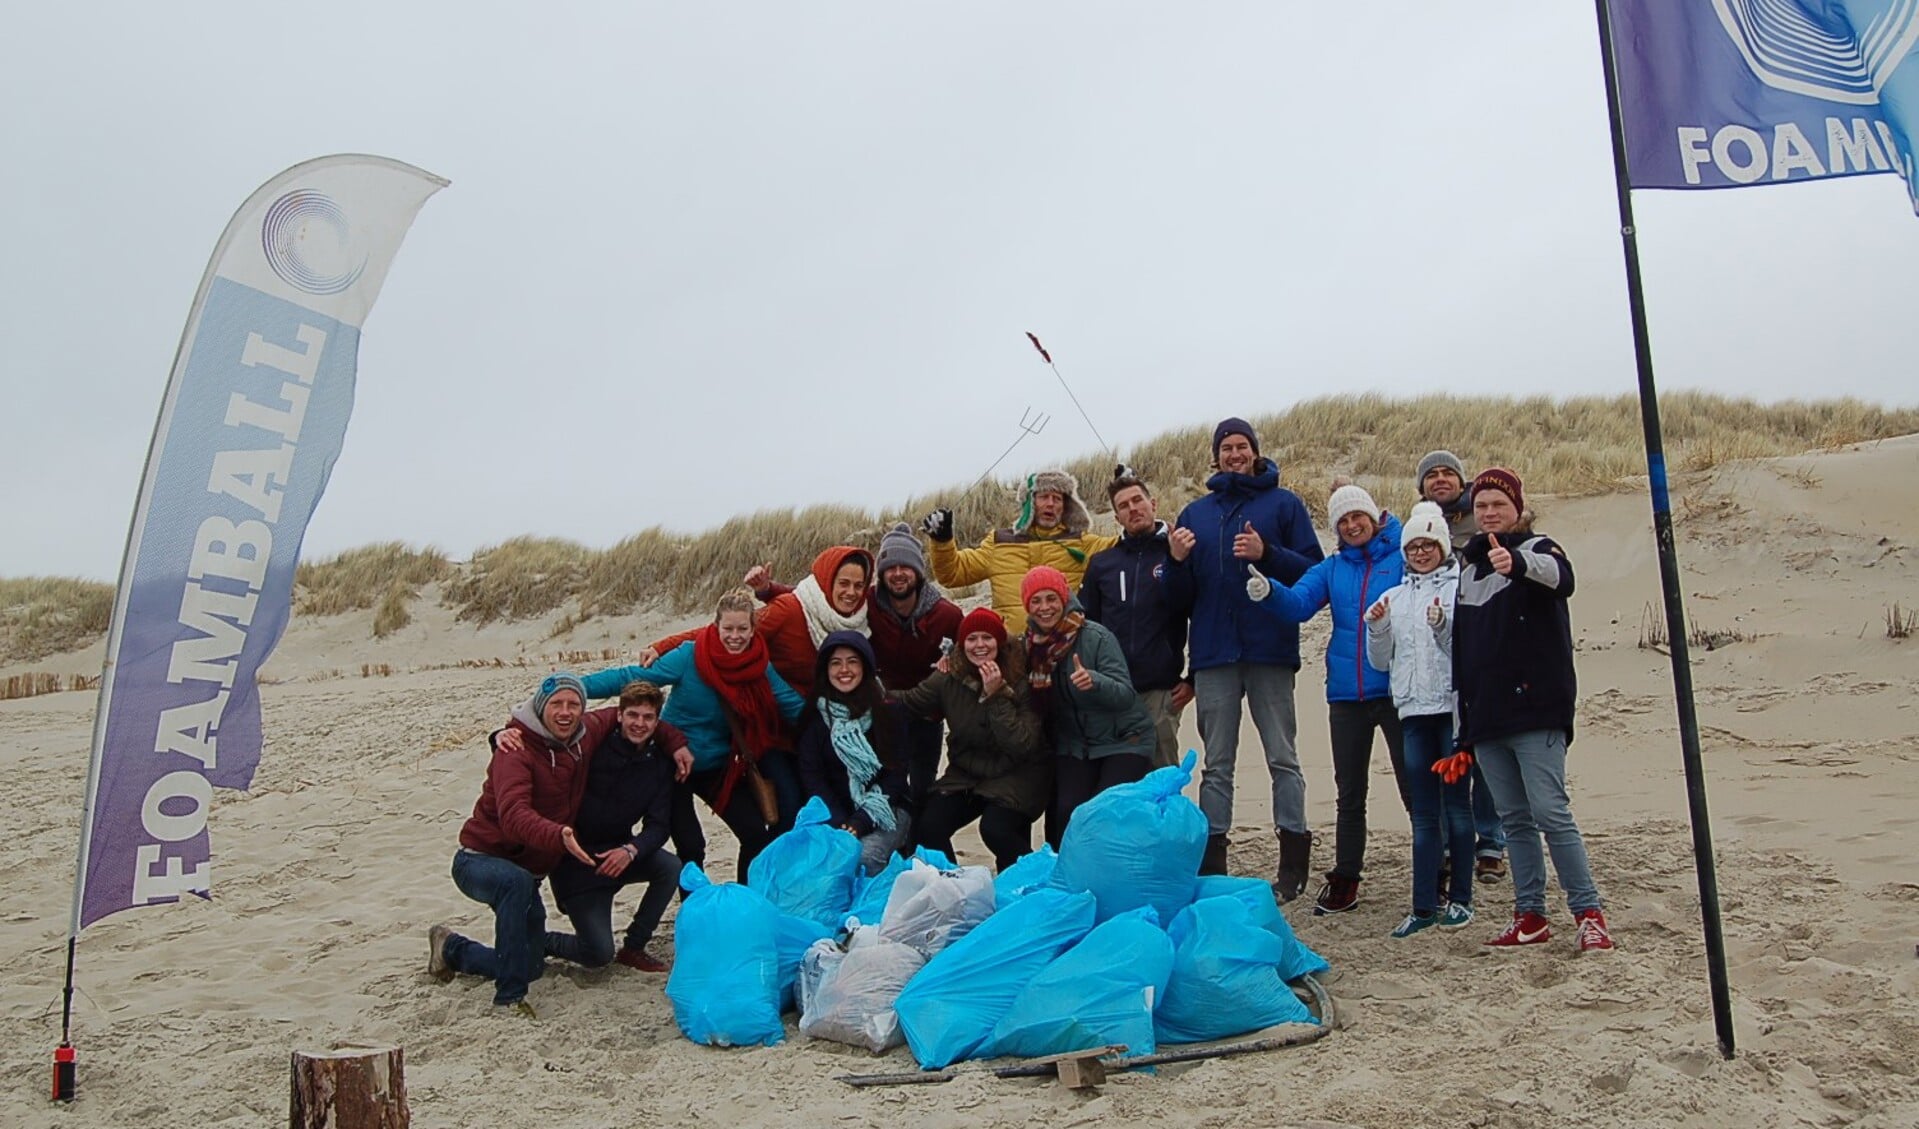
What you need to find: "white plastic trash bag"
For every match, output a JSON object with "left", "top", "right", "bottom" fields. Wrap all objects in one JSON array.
[
  {"left": 878, "top": 860, "right": 995, "bottom": 959},
  {"left": 798, "top": 934, "right": 927, "bottom": 1053}
]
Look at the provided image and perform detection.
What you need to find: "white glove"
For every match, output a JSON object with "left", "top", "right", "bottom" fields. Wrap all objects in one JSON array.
[
  {"left": 1244, "top": 563, "right": 1271, "bottom": 602},
  {"left": 1426, "top": 598, "right": 1446, "bottom": 629}
]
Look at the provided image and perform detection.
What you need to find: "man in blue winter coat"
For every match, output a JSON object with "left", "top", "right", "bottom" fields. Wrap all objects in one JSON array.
[
  {"left": 1173, "top": 418, "right": 1325, "bottom": 894},
  {"left": 1078, "top": 469, "right": 1197, "bottom": 770}
]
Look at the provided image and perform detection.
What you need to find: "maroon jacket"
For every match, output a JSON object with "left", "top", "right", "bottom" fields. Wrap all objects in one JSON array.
[{"left": 458, "top": 706, "right": 619, "bottom": 876}]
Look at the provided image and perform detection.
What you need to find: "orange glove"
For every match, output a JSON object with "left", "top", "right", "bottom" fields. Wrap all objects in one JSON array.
[{"left": 1432, "top": 749, "right": 1474, "bottom": 785}]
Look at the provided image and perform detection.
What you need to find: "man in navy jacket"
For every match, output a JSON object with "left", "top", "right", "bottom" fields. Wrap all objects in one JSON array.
[
  {"left": 1078, "top": 469, "right": 1196, "bottom": 771},
  {"left": 1174, "top": 419, "right": 1325, "bottom": 893}
]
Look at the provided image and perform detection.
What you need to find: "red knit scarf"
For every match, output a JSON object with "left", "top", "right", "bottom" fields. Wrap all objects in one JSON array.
[
  {"left": 693, "top": 623, "right": 786, "bottom": 759},
  {"left": 1024, "top": 610, "right": 1085, "bottom": 715}
]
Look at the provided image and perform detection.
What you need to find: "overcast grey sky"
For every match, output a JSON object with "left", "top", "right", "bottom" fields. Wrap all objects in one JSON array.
[{"left": 5, "top": 3, "right": 1917, "bottom": 581}]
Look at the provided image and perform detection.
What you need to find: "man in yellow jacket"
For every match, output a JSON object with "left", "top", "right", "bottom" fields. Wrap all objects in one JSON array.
[{"left": 922, "top": 469, "right": 1117, "bottom": 633}]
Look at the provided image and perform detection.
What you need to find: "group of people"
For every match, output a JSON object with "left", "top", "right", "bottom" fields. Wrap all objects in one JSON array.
[{"left": 428, "top": 417, "right": 1612, "bottom": 1015}]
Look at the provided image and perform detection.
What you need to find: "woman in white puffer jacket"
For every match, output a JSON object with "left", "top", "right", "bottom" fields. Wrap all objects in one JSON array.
[{"left": 1364, "top": 502, "right": 1473, "bottom": 938}]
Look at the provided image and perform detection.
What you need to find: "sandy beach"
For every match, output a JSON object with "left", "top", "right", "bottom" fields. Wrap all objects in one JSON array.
[{"left": 4, "top": 439, "right": 1917, "bottom": 1128}]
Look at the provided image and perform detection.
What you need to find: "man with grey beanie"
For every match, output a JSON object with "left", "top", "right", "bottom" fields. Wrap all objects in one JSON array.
[
  {"left": 1416, "top": 449, "right": 1506, "bottom": 880},
  {"left": 1417, "top": 450, "right": 1478, "bottom": 552}
]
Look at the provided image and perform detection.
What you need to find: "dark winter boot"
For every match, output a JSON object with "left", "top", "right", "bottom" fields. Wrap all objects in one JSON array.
[
  {"left": 1274, "top": 829, "right": 1313, "bottom": 904},
  {"left": 1200, "top": 833, "right": 1230, "bottom": 877}
]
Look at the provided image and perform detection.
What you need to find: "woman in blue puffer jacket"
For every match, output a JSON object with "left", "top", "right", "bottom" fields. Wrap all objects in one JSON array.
[{"left": 1248, "top": 484, "right": 1409, "bottom": 915}]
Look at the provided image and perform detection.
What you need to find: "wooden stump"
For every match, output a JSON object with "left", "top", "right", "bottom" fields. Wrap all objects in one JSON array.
[{"left": 290, "top": 1045, "right": 408, "bottom": 1129}]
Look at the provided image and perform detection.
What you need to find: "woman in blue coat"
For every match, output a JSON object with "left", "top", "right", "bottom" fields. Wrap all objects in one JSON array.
[{"left": 1248, "top": 485, "right": 1409, "bottom": 915}]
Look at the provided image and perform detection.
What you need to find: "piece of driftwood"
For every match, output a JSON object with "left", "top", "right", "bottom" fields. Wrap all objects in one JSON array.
[{"left": 290, "top": 1045, "right": 409, "bottom": 1128}]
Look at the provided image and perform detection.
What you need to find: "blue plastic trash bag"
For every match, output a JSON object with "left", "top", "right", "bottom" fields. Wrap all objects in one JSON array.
[
  {"left": 984, "top": 905, "right": 1175, "bottom": 1059},
  {"left": 775, "top": 911, "right": 836, "bottom": 1012},
  {"left": 846, "top": 846, "right": 959, "bottom": 928},
  {"left": 993, "top": 844, "right": 1057, "bottom": 907},
  {"left": 894, "top": 888, "right": 1097, "bottom": 1069},
  {"left": 665, "top": 863, "right": 785, "bottom": 1047},
  {"left": 1190, "top": 874, "right": 1329, "bottom": 982},
  {"left": 1156, "top": 896, "right": 1316, "bottom": 1044},
  {"left": 1050, "top": 751, "right": 1206, "bottom": 923},
  {"left": 748, "top": 796, "right": 863, "bottom": 929}
]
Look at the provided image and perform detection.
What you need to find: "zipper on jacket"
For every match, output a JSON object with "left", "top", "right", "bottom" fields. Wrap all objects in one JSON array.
[{"left": 1355, "top": 558, "right": 1373, "bottom": 698}]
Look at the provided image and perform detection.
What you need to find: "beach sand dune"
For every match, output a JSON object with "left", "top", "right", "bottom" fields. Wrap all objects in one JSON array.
[{"left": 3, "top": 440, "right": 1917, "bottom": 1127}]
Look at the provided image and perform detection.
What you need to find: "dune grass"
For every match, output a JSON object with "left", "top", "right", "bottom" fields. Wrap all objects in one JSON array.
[
  {"left": 0, "top": 577, "right": 114, "bottom": 665},
  {"left": 7, "top": 393, "right": 1918, "bottom": 653}
]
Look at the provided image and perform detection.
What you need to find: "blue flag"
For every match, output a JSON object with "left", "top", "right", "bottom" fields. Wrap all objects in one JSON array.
[
  {"left": 72, "top": 156, "right": 444, "bottom": 929},
  {"left": 1609, "top": 1, "right": 1919, "bottom": 212}
]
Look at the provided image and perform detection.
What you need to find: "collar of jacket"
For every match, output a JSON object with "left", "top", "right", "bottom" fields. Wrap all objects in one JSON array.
[
  {"left": 1119, "top": 520, "right": 1171, "bottom": 551},
  {"left": 1206, "top": 459, "right": 1280, "bottom": 496},
  {"left": 872, "top": 577, "right": 943, "bottom": 627}
]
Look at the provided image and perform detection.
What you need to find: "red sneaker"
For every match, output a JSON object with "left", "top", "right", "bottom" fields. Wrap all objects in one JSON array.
[
  {"left": 1574, "top": 909, "right": 1614, "bottom": 954},
  {"left": 615, "top": 946, "right": 669, "bottom": 972},
  {"left": 1485, "top": 911, "right": 1552, "bottom": 948}
]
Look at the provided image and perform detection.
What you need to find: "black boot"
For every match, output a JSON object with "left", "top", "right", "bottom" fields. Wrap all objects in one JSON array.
[
  {"left": 1274, "top": 829, "right": 1313, "bottom": 904},
  {"left": 1199, "top": 833, "right": 1229, "bottom": 877}
]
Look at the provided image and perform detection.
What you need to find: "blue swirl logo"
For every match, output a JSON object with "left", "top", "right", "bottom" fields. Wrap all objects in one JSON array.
[
  {"left": 1712, "top": 0, "right": 1919, "bottom": 104},
  {"left": 260, "top": 190, "right": 367, "bottom": 295}
]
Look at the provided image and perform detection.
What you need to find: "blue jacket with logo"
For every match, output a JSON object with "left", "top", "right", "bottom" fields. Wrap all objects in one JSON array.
[
  {"left": 1077, "top": 521, "right": 1195, "bottom": 692},
  {"left": 1251, "top": 513, "right": 1403, "bottom": 703},
  {"left": 1174, "top": 461, "right": 1325, "bottom": 672}
]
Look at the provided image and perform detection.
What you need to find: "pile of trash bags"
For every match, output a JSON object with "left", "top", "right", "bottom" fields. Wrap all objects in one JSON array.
[{"left": 665, "top": 758, "right": 1328, "bottom": 1067}]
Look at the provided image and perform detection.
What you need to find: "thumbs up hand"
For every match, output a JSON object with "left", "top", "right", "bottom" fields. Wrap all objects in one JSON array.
[
  {"left": 1069, "top": 653, "right": 1095, "bottom": 691},
  {"left": 1244, "top": 563, "right": 1272, "bottom": 603},
  {"left": 1366, "top": 595, "right": 1391, "bottom": 623},
  {"left": 1487, "top": 533, "right": 1512, "bottom": 576},
  {"left": 1426, "top": 597, "right": 1446, "bottom": 628},
  {"left": 1233, "top": 521, "right": 1266, "bottom": 561}
]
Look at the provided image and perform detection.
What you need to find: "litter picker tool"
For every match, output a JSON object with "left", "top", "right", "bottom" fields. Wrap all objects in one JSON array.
[
  {"left": 969, "top": 406, "right": 1051, "bottom": 492},
  {"left": 1024, "top": 332, "right": 1113, "bottom": 458}
]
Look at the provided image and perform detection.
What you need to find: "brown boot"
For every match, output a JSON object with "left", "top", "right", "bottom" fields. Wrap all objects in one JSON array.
[
  {"left": 1199, "top": 833, "right": 1230, "bottom": 876},
  {"left": 1274, "top": 829, "right": 1313, "bottom": 903}
]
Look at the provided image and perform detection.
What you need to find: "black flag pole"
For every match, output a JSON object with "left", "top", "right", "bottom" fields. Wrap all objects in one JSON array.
[{"left": 1592, "top": 0, "right": 1735, "bottom": 1059}]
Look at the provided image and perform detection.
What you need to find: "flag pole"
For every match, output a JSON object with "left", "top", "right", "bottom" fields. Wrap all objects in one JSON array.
[{"left": 1592, "top": 0, "right": 1735, "bottom": 1059}]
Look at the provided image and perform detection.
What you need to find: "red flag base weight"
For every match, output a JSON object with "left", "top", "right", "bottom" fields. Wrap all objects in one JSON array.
[{"left": 52, "top": 1043, "right": 75, "bottom": 1102}]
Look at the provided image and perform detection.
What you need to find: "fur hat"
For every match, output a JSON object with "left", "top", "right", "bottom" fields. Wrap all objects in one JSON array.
[
  {"left": 1020, "top": 565, "right": 1072, "bottom": 612},
  {"left": 1018, "top": 469, "right": 1091, "bottom": 534},
  {"left": 1401, "top": 501, "right": 1450, "bottom": 557},
  {"left": 1416, "top": 450, "right": 1467, "bottom": 496},
  {"left": 531, "top": 672, "right": 587, "bottom": 718},
  {"left": 1212, "top": 417, "right": 1260, "bottom": 459},
  {"left": 1473, "top": 467, "right": 1524, "bottom": 513},
  {"left": 874, "top": 522, "right": 928, "bottom": 580},
  {"left": 957, "top": 607, "right": 1008, "bottom": 648},
  {"left": 1327, "top": 484, "right": 1382, "bottom": 526}
]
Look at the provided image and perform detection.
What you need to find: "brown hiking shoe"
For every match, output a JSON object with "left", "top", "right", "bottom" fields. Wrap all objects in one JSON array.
[
  {"left": 427, "top": 924, "right": 454, "bottom": 982},
  {"left": 615, "top": 945, "right": 669, "bottom": 972}
]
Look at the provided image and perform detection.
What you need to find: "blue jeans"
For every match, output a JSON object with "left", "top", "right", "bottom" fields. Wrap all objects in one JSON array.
[
  {"left": 1473, "top": 729, "right": 1602, "bottom": 916},
  {"left": 1471, "top": 762, "right": 1506, "bottom": 859},
  {"left": 544, "top": 848, "right": 681, "bottom": 967},
  {"left": 1400, "top": 714, "right": 1475, "bottom": 913},
  {"left": 445, "top": 849, "right": 547, "bottom": 1005}
]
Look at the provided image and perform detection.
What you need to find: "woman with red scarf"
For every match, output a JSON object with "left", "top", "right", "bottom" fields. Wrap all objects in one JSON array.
[
  {"left": 582, "top": 588, "right": 805, "bottom": 878},
  {"left": 1021, "top": 565, "right": 1158, "bottom": 847}
]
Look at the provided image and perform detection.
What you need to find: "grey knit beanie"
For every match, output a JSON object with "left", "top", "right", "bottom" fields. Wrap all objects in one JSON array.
[
  {"left": 874, "top": 522, "right": 928, "bottom": 580},
  {"left": 1416, "top": 450, "right": 1467, "bottom": 497}
]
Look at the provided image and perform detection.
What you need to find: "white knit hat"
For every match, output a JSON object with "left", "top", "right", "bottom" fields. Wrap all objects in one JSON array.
[
  {"left": 1327, "top": 484, "right": 1381, "bottom": 526},
  {"left": 1401, "top": 501, "right": 1449, "bottom": 557}
]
